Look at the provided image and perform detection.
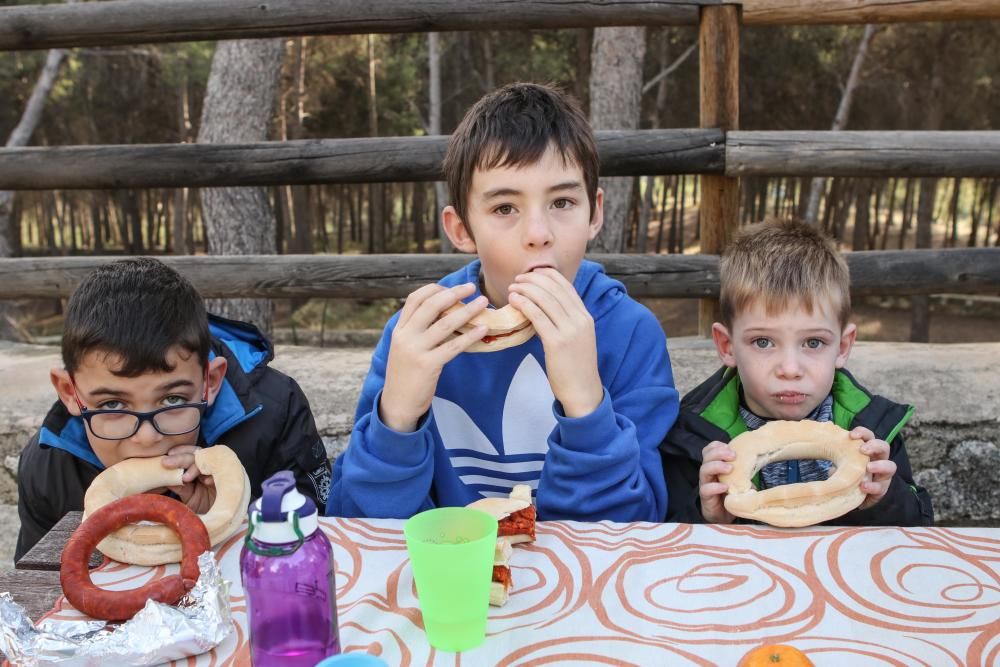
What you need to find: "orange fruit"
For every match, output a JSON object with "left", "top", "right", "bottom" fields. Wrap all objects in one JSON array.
[{"left": 739, "top": 644, "right": 814, "bottom": 666}]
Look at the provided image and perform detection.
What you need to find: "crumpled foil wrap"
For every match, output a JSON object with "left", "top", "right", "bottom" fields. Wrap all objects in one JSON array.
[{"left": 0, "top": 551, "right": 232, "bottom": 666}]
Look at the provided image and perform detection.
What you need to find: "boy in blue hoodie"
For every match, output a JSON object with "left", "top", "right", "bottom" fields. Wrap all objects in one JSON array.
[
  {"left": 327, "top": 83, "right": 679, "bottom": 522},
  {"left": 15, "top": 257, "right": 331, "bottom": 561}
]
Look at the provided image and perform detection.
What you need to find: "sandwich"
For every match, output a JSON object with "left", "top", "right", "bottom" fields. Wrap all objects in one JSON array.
[
  {"left": 442, "top": 302, "right": 535, "bottom": 353},
  {"left": 468, "top": 485, "right": 537, "bottom": 607},
  {"left": 467, "top": 492, "right": 536, "bottom": 544},
  {"left": 490, "top": 537, "right": 513, "bottom": 606}
]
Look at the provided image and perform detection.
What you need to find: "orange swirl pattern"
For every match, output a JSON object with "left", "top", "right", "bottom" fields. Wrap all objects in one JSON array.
[{"left": 37, "top": 519, "right": 1000, "bottom": 666}]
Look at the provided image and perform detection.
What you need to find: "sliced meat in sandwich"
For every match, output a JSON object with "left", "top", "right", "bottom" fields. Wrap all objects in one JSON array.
[
  {"left": 441, "top": 303, "right": 535, "bottom": 353},
  {"left": 490, "top": 537, "right": 513, "bottom": 606},
  {"left": 467, "top": 496, "right": 536, "bottom": 544}
]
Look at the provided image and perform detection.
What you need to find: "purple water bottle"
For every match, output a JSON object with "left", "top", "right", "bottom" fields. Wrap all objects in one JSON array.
[{"left": 240, "top": 471, "right": 340, "bottom": 666}]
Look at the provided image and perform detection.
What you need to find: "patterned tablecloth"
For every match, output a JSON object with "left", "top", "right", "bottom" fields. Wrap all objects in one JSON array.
[{"left": 39, "top": 518, "right": 1000, "bottom": 666}]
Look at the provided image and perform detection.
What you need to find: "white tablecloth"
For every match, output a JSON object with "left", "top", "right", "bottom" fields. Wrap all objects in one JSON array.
[{"left": 41, "top": 518, "right": 1000, "bottom": 666}]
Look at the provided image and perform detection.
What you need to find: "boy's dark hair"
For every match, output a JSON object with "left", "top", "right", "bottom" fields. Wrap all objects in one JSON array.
[
  {"left": 442, "top": 82, "right": 599, "bottom": 226},
  {"left": 719, "top": 218, "right": 851, "bottom": 330},
  {"left": 62, "top": 257, "right": 210, "bottom": 376}
]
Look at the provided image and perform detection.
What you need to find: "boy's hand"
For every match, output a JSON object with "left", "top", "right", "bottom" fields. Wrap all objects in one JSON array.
[
  {"left": 380, "top": 282, "right": 489, "bottom": 432},
  {"left": 699, "top": 441, "right": 737, "bottom": 524},
  {"left": 849, "top": 426, "right": 897, "bottom": 510},
  {"left": 162, "top": 445, "right": 217, "bottom": 514},
  {"left": 508, "top": 268, "right": 603, "bottom": 418}
]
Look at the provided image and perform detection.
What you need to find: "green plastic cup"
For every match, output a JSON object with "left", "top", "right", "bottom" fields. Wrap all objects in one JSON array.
[{"left": 404, "top": 507, "right": 499, "bottom": 652}]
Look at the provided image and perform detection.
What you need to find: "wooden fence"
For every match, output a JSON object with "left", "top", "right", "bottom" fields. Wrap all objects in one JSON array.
[
  {"left": 2, "top": 0, "right": 997, "bottom": 51},
  {"left": 2, "top": 249, "right": 996, "bottom": 300},
  {"left": 0, "top": 0, "right": 998, "bottom": 325}
]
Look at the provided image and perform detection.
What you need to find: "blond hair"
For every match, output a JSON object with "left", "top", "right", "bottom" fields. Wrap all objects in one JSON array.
[{"left": 719, "top": 219, "right": 851, "bottom": 329}]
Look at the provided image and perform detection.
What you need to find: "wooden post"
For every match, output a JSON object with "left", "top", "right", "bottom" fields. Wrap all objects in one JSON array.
[{"left": 698, "top": 4, "right": 740, "bottom": 336}]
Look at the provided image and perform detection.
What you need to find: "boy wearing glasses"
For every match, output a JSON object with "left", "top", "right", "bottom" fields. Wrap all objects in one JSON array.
[{"left": 14, "top": 257, "right": 331, "bottom": 561}]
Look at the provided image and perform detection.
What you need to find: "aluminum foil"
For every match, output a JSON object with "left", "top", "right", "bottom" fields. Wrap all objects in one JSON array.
[{"left": 0, "top": 551, "right": 232, "bottom": 666}]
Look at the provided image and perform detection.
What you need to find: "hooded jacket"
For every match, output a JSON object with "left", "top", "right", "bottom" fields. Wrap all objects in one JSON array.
[
  {"left": 660, "top": 366, "right": 934, "bottom": 526},
  {"left": 15, "top": 315, "right": 331, "bottom": 562},
  {"left": 327, "top": 259, "right": 679, "bottom": 523}
]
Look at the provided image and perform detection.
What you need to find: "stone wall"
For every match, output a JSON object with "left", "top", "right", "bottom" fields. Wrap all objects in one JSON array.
[{"left": 1, "top": 339, "right": 997, "bottom": 528}]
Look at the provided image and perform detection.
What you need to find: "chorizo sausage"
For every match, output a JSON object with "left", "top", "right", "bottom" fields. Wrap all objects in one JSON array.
[{"left": 60, "top": 494, "right": 211, "bottom": 621}]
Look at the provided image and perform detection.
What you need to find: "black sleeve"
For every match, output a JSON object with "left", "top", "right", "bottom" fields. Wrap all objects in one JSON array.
[
  {"left": 837, "top": 431, "right": 934, "bottom": 527},
  {"left": 272, "top": 376, "right": 332, "bottom": 509},
  {"left": 14, "top": 435, "right": 62, "bottom": 563},
  {"left": 661, "top": 449, "right": 708, "bottom": 524}
]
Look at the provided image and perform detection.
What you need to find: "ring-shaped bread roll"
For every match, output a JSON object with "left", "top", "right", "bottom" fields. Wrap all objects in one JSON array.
[
  {"left": 718, "top": 420, "right": 870, "bottom": 527},
  {"left": 82, "top": 445, "right": 251, "bottom": 565},
  {"left": 442, "top": 302, "right": 536, "bottom": 353}
]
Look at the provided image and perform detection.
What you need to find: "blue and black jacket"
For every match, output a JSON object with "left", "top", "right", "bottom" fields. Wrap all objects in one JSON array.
[{"left": 15, "top": 315, "right": 331, "bottom": 561}]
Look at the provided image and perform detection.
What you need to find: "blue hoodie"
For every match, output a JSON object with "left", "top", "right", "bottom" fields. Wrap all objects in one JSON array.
[{"left": 327, "top": 259, "right": 679, "bottom": 522}]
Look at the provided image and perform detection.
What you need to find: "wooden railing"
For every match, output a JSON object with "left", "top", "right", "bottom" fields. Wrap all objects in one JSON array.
[
  {"left": 1, "top": 249, "right": 996, "bottom": 300},
  {"left": 3, "top": 130, "right": 997, "bottom": 187},
  {"left": 2, "top": 0, "right": 996, "bottom": 51},
  {"left": 0, "top": 0, "right": 998, "bottom": 317},
  {"left": 0, "top": 130, "right": 725, "bottom": 190}
]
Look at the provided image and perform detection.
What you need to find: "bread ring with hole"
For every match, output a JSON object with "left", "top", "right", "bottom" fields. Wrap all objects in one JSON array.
[
  {"left": 82, "top": 445, "right": 251, "bottom": 565},
  {"left": 442, "top": 302, "right": 536, "bottom": 352},
  {"left": 718, "top": 420, "right": 870, "bottom": 527}
]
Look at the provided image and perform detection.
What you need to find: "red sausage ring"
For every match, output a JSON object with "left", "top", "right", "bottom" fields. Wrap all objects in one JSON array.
[{"left": 60, "top": 494, "right": 212, "bottom": 621}]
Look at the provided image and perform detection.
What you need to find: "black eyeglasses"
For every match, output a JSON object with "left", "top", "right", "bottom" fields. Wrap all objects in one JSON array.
[
  {"left": 75, "top": 400, "right": 209, "bottom": 440},
  {"left": 71, "top": 375, "right": 211, "bottom": 441}
]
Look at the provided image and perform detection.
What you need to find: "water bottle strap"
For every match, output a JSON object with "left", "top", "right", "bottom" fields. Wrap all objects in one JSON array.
[{"left": 245, "top": 511, "right": 306, "bottom": 556}]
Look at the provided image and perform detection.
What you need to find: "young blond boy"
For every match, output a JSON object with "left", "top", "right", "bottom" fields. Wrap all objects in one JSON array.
[
  {"left": 661, "top": 219, "right": 933, "bottom": 525},
  {"left": 327, "top": 83, "right": 679, "bottom": 521}
]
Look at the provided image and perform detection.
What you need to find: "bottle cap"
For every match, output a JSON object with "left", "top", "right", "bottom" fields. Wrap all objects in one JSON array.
[{"left": 248, "top": 470, "right": 319, "bottom": 545}]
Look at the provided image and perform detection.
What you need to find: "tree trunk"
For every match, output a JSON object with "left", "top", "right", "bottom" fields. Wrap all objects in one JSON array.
[
  {"left": 412, "top": 182, "right": 427, "bottom": 253},
  {"left": 967, "top": 180, "right": 986, "bottom": 247},
  {"left": 947, "top": 177, "right": 961, "bottom": 248},
  {"left": 655, "top": 176, "right": 670, "bottom": 253},
  {"left": 197, "top": 39, "right": 284, "bottom": 334},
  {"left": 637, "top": 31, "right": 678, "bottom": 255},
  {"left": 427, "top": 32, "right": 451, "bottom": 253},
  {"left": 637, "top": 177, "right": 655, "bottom": 253},
  {"left": 833, "top": 179, "right": 855, "bottom": 242},
  {"left": 852, "top": 180, "right": 873, "bottom": 251},
  {"left": 481, "top": 32, "right": 496, "bottom": 92},
  {"left": 909, "top": 177, "right": 938, "bottom": 342},
  {"left": 126, "top": 190, "right": 143, "bottom": 253},
  {"left": 314, "top": 186, "right": 328, "bottom": 251},
  {"left": 0, "top": 38, "right": 70, "bottom": 339},
  {"left": 589, "top": 27, "right": 647, "bottom": 252},
  {"left": 898, "top": 179, "right": 915, "bottom": 249},
  {"left": 0, "top": 47, "right": 69, "bottom": 255},
  {"left": 370, "top": 186, "right": 385, "bottom": 254},
  {"left": 290, "top": 37, "right": 314, "bottom": 256},
  {"left": 335, "top": 185, "right": 345, "bottom": 253},
  {"left": 805, "top": 25, "right": 878, "bottom": 224},
  {"left": 667, "top": 176, "right": 681, "bottom": 253},
  {"left": 575, "top": 29, "right": 593, "bottom": 110},
  {"left": 679, "top": 174, "right": 688, "bottom": 247},
  {"left": 983, "top": 180, "right": 997, "bottom": 247},
  {"left": 274, "top": 186, "right": 290, "bottom": 254},
  {"left": 909, "top": 28, "right": 948, "bottom": 342}
]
